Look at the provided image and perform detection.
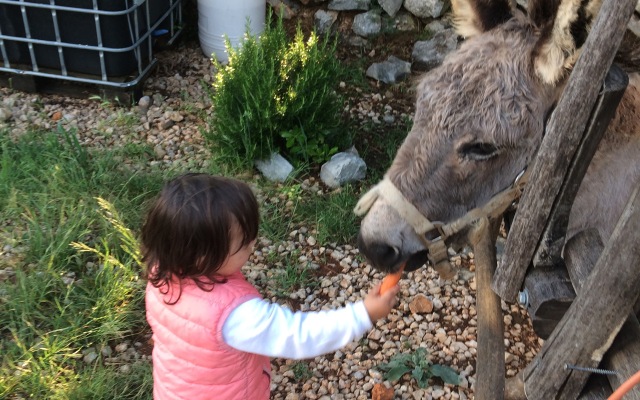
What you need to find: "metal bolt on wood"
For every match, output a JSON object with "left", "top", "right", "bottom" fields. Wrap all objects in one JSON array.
[
  {"left": 564, "top": 364, "right": 618, "bottom": 376},
  {"left": 518, "top": 289, "right": 529, "bottom": 307}
]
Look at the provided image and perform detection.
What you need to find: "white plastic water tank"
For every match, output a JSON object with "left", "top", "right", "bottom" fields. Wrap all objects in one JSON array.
[{"left": 197, "top": 0, "right": 266, "bottom": 64}]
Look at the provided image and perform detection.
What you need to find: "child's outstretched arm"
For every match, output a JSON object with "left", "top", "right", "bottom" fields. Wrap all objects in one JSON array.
[{"left": 222, "top": 283, "right": 399, "bottom": 360}]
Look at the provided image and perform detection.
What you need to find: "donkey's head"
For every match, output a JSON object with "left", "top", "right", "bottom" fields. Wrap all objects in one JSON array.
[{"left": 357, "top": 0, "right": 602, "bottom": 273}]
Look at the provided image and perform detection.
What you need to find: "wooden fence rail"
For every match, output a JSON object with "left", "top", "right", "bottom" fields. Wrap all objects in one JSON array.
[{"left": 522, "top": 187, "right": 640, "bottom": 399}]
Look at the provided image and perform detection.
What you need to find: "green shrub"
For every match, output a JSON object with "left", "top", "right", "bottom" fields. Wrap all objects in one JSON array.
[{"left": 205, "top": 10, "right": 348, "bottom": 168}]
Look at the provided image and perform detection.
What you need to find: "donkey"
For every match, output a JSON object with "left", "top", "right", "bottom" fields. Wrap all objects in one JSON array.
[{"left": 356, "top": 0, "right": 640, "bottom": 276}]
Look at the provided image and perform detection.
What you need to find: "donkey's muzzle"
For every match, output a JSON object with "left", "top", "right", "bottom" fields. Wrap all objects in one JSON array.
[
  {"left": 357, "top": 231, "right": 428, "bottom": 273},
  {"left": 357, "top": 233, "right": 401, "bottom": 273}
]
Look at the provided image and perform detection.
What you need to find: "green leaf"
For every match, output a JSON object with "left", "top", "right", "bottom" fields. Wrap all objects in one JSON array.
[
  {"left": 412, "top": 347, "right": 431, "bottom": 368},
  {"left": 378, "top": 354, "right": 412, "bottom": 371},
  {"left": 411, "top": 365, "right": 423, "bottom": 382},
  {"left": 430, "top": 364, "right": 461, "bottom": 385},
  {"left": 384, "top": 365, "right": 412, "bottom": 382},
  {"left": 377, "top": 361, "right": 398, "bottom": 372},
  {"left": 416, "top": 374, "right": 431, "bottom": 389}
]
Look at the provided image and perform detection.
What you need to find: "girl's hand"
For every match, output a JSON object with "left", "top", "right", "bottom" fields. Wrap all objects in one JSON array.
[{"left": 363, "top": 282, "right": 400, "bottom": 323}]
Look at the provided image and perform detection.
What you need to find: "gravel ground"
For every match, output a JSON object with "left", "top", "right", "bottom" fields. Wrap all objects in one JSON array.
[{"left": 0, "top": 21, "right": 543, "bottom": 400}]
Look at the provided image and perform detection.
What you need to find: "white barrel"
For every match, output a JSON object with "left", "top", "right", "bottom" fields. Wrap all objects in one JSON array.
[{"left": 197, "top": 0, "right": 266, "bottom": 63}]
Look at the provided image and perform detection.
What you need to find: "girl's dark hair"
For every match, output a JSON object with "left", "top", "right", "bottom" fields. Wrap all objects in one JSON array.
[{"left": 141, "top": 173, "right": 259, "bottom": 303}]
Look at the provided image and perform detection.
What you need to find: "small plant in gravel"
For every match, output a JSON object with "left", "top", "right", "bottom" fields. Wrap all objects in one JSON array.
[
  {"left": 206, "top": 10, "right": 348, "bottom": 169},
  {"left": 291, "top": 361, "right": 314, "bottom": 382},
  {"left": 377, "top": 347, "right": 460, "bottom": 389},
  {"left": 269, "top": 250, "right": 318, "bottom": 298}
]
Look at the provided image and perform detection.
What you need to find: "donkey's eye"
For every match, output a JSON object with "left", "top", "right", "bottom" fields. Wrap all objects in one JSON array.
[{"left": 459, "top": 142, "right": 500, "bottom": 160}]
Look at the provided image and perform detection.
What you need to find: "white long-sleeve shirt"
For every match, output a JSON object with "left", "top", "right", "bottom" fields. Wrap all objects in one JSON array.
[{"left": 222, "top": 298, "right": 373, "bottom": 359}]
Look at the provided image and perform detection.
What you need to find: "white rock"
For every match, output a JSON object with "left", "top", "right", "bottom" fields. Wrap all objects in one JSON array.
[{"left": 255, "top": 153, "right": 294, "bottom": 182}]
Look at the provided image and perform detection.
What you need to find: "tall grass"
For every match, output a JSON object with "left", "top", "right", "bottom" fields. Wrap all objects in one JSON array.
[{"left": 0, "top": 127, "right": 159, "bottom": 399}]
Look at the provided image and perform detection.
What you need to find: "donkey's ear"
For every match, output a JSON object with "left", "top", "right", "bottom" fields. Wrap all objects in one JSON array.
[
  {"left": 451, "top": 0, "right": 515, "bottom": 38},
  {"left": 532, "top": 0, "right": 602, "bottom": 84}
]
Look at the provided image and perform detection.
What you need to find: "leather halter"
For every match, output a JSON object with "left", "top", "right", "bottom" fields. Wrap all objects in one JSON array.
[{"left": 354, "top": 170, "right": 529, "bottom": 278}]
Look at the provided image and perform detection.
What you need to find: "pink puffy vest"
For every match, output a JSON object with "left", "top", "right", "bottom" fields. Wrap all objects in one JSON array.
[{"left": 145, "top": 271, "right": 271, "bottom": 400}]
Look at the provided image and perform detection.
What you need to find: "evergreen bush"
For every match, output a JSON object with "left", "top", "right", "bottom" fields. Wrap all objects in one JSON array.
[{"left": 205, "top": 11, "right": 348, "bottom": 168}]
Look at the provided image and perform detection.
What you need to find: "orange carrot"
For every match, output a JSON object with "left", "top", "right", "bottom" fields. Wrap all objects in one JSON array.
[{"left": 380, "top": 263, "right": 405, "bottom": 294}]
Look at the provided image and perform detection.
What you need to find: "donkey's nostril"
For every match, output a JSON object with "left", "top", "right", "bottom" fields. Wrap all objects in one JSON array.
[
  {"left": 372, "top": 245, "right": 399, "bottom": 269},
  {"left": 360, "top": 242, "right": 400, "bottom": 271}
]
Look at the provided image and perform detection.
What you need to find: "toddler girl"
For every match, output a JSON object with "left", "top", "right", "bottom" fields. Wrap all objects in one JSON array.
[{"left": 142, "top": 173, "right": 399, "bottom": 400}]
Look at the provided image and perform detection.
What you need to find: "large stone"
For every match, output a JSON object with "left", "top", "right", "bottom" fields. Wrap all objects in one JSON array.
[
  {"left": 372, "top": 383, "right": 395, "bottom": 400},
  {"left": 404, "top": 0, "right": 446, "bottom": 18},
  {"left": 0, "top": 107, "right": 12, "bottom": 122},
  {"left": 412, "top": 28, "right": 458, "bottom": 71},
  {"left": 409, "top": 294, "right": 434, "bottom": 314},
  {"left": 378, "top": 0, "right": 403, "bottom": 17},
  {"left": 366, "top": 55, "right": 411, "bottom": 84},
  {"left": 255, "top": 153, "right": 294, "bottom": 182},
  {"left": 314, "top": 10, "right": 339, "bottom": 35},
  {"left": 320, "top": 149, "right": 367, "bottom": 188},
  {"left": 328, "top": 0, "right": 370, "bottom": 11},
  {"left": 352, "top": 10, "right": 382, "bottom": 37}
]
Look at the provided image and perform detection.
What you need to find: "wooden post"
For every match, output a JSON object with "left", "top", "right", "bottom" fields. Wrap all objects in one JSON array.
[
  {"left": 491, "top": 0, "right": 637, "bottom": 301},
  {"left": 564, "top": 229, "right": 640, "bottom": 400},
  {"left": 522, "top": 187, "right": 640, "bottom": 399},
  {"left": 532, "top": 65, "right": 628, "bottom": 269},
  {"left": 518, "top": 64, "right": 627, "bottom": 339},
  {"left": 468, "top": 217, "right": 505, "bottom": 399},
  {"left": 506, "top": 372, "right": 612, "bottom": 400}
]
